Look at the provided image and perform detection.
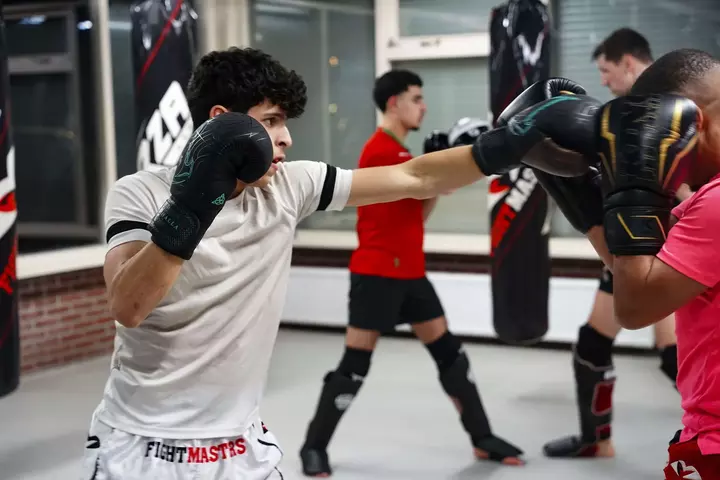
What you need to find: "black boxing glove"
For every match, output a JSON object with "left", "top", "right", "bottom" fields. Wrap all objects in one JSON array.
[
  {"left": 149, "top": 112, "right": 273, "bottom": 260},
  {"left": 471, "top": 78, "right": 602, "bottom": 177},
  {"left": 534, "top": 167, "right": 603, "bottom": 234},
  {"left": 447, "top": 117, "right": 490, "bottom": 147},
  {"left": 423, "top": 130, "right": 450, "bottom": 154},
  {"left": 599, "top": 94, "right": 700, "bottom": 256}
]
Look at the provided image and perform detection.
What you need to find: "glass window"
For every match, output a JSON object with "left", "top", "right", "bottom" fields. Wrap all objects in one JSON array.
[
  {"left": 5, "top": 15, "right": 68, "bottom": 55},
  {"left": 251, "top": 0, "right": 376, "bottom": 231},
  {"left": 399, "top": 0, "right": 497, "bottom": 37},
  {"left": 393, "top": 57, "right": 491, "bottom": 235},
  {"left": 108, "top": 0, "right": 140, "bottom": 179},
  {"left": 551, "top": 0, "right": 720, "bottom": 238},
  {"left": 5, "top": 4, "right": 101, "bottom": 253},
  {"left": 11, "top": 73, "right": 80, "bottom": 224}
]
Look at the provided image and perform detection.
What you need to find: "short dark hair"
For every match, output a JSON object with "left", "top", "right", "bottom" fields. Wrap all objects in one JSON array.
[
  {"left": 186, "top": 47, "right": 307, "bottom": 128},
  {"left": 630, "top": 48, "right": 720, "bottom": 97},
  {"left": 592, "top": 28, "right": 653, "bottom": 64},
  {"left": 372, "top": 69, "right": 423, "bottom": 112}
]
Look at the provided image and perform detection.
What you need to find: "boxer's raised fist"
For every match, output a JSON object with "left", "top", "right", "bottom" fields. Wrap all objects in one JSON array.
[
  {"left": 600, "top": 94, "right": 700, "bottom": 256},
  {"left": 149, "top": 112, "right": 273, "bottom": 260}
]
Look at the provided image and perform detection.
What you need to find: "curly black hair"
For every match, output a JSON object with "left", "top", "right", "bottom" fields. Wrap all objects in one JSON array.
[{"left": 186, "top": 47, "right": 308, "bottom": 128}]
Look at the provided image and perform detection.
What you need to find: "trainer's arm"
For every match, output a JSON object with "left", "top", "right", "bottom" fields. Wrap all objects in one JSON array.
[
  {"left": 586, "top": 226, "right": 614, "bottom": 270},
  {"left": 585, "top": 211, "right": 683, "bottom": 273},
  {"left": 676, "top": 183, "right": 694, "bottom": 202},
  {"left": 599, "top": 191, "right": 720, "bottom": 330},
  {"left": 347, "top": 146, "right": 483, "bottom": 206},
  {"left": 584, "top": 220, "right": 698, "bottom": 330},
  {"left": 611, "top": 255, "right": 705, "bottom": 330},
  {"left": 104, "top": 242, "right": 184, "bottom": 329}
]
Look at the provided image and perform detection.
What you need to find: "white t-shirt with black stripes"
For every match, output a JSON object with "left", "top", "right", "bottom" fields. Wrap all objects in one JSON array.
[{"left": 95, "top": 160, "right": 352, "bottom": 439}]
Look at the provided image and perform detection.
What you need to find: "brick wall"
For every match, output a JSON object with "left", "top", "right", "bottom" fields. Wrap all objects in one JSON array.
[{"left": 18, "top": 268, "right": 115, "bottom": 374}]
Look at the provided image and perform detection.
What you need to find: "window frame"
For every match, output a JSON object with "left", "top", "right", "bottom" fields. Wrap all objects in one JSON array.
[
  {"left": 15, "top": 0, "right": 117, "bottom": 279},
  {"left": 6, "top": 7, "right": 90, "bottom": 236}
]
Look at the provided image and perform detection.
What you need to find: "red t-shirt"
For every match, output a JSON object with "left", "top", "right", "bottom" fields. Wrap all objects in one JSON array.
[
  {"left": 657, "top": 173, "right": 720, "bottom": 455},
  {"left": 348, "top": 128, "right": 425, "bottom": 279}
]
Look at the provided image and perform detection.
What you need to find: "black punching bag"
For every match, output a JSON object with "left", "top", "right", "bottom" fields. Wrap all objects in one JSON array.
[
  {"left": 0, "top": 10, "right": 19, "bottom": 398},
  {"left": 131, "top": 0, "right": 198, "bottom": 172},
  {"left": 488, "top": 0, "right": 552, "bottom": 345}
]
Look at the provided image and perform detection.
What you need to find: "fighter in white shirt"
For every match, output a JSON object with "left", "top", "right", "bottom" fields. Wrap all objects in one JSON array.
[{"left": 81, "top": 47, "right": 578, "bottom": 479}]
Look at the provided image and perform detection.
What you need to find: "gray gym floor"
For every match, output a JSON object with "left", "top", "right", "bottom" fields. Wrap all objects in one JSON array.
[{"left": 0, "top": 329, "right": 681, "bottom": 480}]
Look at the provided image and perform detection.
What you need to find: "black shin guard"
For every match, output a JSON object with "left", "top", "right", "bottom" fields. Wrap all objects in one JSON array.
[
  {"left": 439, "top": 349, "right": 523, "bottom": 461},
  {"left": 426, "top": 331, "right": 462, "bottom": 371},
  {"left": 301, "top": 348, "right": 369, "bottom": 475},
  {"left": 544, "top": 324, "right": 615, "bottom": 458},
  {"left": 660, "top": 345, "right": 678, "bottom": 386}
]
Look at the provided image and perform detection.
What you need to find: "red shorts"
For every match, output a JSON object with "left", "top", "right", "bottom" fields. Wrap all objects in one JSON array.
[{"left": 665, "top": 434, "right": 720, "bottom": 480}]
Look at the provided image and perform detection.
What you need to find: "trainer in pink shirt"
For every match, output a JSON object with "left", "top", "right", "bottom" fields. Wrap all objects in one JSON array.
[{"left": 657, "top": 173, "right": 720, "bottom": 455}]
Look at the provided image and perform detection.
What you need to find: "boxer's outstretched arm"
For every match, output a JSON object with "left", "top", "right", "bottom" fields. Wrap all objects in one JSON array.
[
  {"left": 347, "top": 146, "right": 483, "bottom": 206},
  {"left": 104, "top": 241, "right": 184, "bottom": 328}
]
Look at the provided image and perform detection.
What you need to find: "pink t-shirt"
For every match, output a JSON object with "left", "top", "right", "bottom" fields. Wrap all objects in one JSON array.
[{"left": 657, "top": 173, "right": 720, "bottom": 454}]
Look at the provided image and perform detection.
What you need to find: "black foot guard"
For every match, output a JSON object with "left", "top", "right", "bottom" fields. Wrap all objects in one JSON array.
[
  {"left": 473, "top": 434, "right": 524, "bottom": 462},
  {"left": 300, "top": 446, "right": 332, "bottom": 477},
  {"left": 543, "top": 435, "right": 601, "bottom": 458},
  {"left": 439, "top": 351, "right": 492, "bottom": 438},
  {"left": 301, "top": 371, "right": 362, "bottom": 453}
]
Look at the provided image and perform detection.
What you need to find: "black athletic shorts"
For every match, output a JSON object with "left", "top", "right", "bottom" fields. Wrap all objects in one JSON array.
[
  {"left": 598, "top": 266, "right": 614, "bottom": 294},
  {"left": 348, "top": 273, "right": 445, "bottom": 332}
]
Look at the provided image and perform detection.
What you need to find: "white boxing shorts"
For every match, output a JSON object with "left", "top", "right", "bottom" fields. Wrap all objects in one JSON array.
[{"left": 80, "top": 413, "right": 283, "bottom": 480}]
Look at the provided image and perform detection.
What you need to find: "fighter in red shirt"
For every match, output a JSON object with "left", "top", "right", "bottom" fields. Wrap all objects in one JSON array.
[{"left": 299, "top": 69, "right": 522, "bottom": 477}]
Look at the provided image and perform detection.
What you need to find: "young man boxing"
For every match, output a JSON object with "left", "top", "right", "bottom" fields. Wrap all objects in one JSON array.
[
  {"left": 499, "top": 48, "right": 720, "bottom": 479},
  {"left": 541, "top": 27, "right": 689, "bottom": 459},
  {"left": 82, "top": 47, "right": 588, "bottom": 480},
  {"left": 298, "top": 70, "right": 522, "bottom": 477}
]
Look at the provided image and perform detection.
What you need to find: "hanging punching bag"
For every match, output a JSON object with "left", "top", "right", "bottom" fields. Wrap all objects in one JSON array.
[
  {"left": 488, "top": 0, "right": 552, "bottom": 345},
  {"left": 0, "top": 9, "right": 19, "bottom": 398},
  {"left": 131, "top": 0, "right": 198, "bottom": 172}
]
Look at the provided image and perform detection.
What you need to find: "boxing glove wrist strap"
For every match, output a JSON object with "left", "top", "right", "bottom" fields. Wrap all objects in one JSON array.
[
  {"left": 603, "top": 204, "right": 670, "bottom": 256},
  {"left": 148, "top": 198, "right": 215, "bottom": 261},
  {"left": 471, "top": 127, "right": 535, "bottom": 176}
]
